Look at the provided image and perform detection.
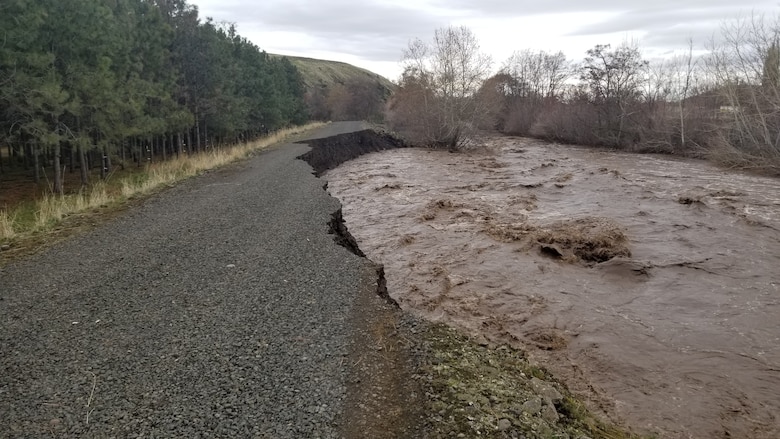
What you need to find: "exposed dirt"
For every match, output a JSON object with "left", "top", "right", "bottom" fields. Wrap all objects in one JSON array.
[
  {"left": 325, "top": 135, "right": 780, "bottom": 439},
  {"left": 300, "top": 129, "right": 406, "bottom": 176},
  {"left": 340, "top": 266, "right": 425, "bottom": 439}
]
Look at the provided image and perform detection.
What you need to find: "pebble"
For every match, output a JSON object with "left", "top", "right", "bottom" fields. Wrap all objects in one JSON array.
[
  {"left": 521, "top": 397, "right": 543, "bottom": 416},
  {"left": 530, "top": 377, "right": 563, "bottom": 403},
  {"left": 542, "top": 404, "right": 560, "bottom": 424}
]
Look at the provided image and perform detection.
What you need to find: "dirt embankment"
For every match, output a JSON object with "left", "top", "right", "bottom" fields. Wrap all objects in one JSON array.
[{"left": 299, "top": 129, "right": 407, "bottom": 177}]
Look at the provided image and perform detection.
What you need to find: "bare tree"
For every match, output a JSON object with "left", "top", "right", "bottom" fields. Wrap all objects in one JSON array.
[
  {"left": 501, "top": 49, "right": 570, "bottom": 99},
  {"left": 705, "top": 13, "right": 780, "bottom": 170},
  {"left": 581, "top": 42, "right": 648, "bottom": 147},
  {"left": 387, "top": 26, "right": 492, "bottom": 149},
  {"left": 495, "top": 50, "right": 571, "bottom": 134}
]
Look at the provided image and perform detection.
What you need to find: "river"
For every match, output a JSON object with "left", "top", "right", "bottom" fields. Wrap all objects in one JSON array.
[{"left": 324, "top": 135, "right": 780, "bottom": 438}]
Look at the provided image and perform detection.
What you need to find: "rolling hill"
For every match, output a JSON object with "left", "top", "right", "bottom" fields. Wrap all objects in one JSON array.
[{"left": 273, "top": 55, "right": 395, "bottom": 94}]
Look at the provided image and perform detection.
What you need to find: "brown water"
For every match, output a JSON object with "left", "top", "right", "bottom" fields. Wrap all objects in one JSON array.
[{"left": 324, "top": 136, "right": 780, "bottom": 439}]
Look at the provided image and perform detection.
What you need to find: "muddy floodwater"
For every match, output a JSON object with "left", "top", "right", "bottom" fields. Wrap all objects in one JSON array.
[{"left": 324, "top": 136, "right": 780, "bottom": 439}]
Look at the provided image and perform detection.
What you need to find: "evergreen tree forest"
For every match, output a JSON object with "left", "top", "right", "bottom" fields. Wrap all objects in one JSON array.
[{"left": 0, "top": 0, "right": 307, "bottom": 193}]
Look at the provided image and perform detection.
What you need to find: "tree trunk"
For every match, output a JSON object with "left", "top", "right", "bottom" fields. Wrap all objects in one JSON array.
[
  {"left": 79, "top": 142, "right": 89, "bottom": 186},
  {"left": 23, "top": 142, "right": 31, "bottom": 171},
  {"left": 136, "top": 137, "right": 142, "bottom": 168},
  {"left": 679, "top": 102, "right": 686, "bottom": 148},
  {"left": 195, "top": 110, "right": 201, "bottom": 152},
  {"left": 176, "top": 132, "right": 183, "bottom": 158},
  {"left": 33, "top": 146, "right": 40, "bottom": 184},
  {"left": 101, "top": 144, "right": 110, "bottom": 180},
  {"left": 196, "top": 118, "right": 202, "bottom": 152},
  {"left": 53, "top": 142, "right": 63, "bottom": 195},
  {"left": 69, "top": 143, "right": 76, "bottom": 173}
]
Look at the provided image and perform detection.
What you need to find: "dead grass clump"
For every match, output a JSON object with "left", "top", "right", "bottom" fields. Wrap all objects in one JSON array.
[
  {"left": 0, "top": 211, "right": 16, "bottom": 241},
  {"left": 485, "top": 222, "right": 536, "bottom": 242},
  {"left": 534, "top": 217, "right": 631, "bottom": 263},
  {"left": 486, "top": 217, "right": 631, "bottom": 263},
  {"left": 420, "top": 198, "right": 469, "bottom": 222},
  {"left": 599, "top": 167, "right": 622, "bottom": 178},
  {"left": 525, "top": 328, "right": 568, "bottom": 351},
  {"left": 399, "top": 234, "right": 416, "bottom": 245},
  {"left": 508, "top": 194, "right": 538, "bottom": 210},
  {"left": 678, "top": 196, "right": 704, "bottom": 205},
  {"left": 478, "top": 158, "right": 507, "bottom": 169},
  {"left": 420, "top": 212, "right": 437, "bottom": 221},
  {"left": 375, "top": 183, "right": 402, "bottom": 191},
  {"left": 427, "top": 199, "right": 463, "bottom": 210}
]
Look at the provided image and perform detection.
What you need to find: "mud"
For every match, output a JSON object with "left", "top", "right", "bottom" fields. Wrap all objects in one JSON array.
[{"left": 324, "top": 136, "right": 780, "bottom": 439}]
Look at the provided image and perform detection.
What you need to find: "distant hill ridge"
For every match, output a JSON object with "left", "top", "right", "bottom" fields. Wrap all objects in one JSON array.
[{"left": 272, "top": 54, "right": 395, "bottom": 93}]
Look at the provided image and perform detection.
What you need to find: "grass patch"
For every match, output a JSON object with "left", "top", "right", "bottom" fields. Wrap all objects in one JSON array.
[
  {"left": 0, "top": 123, "right": 325, "bottom": 256},
  {"left": 0, "top": 210, "right": 16, "bottom": 240},
  {"left": 277, "top": 54, "right": 394, "bottom": 93},
  {"left": 420, "top": 324, "right": 647, "bottom": 439}
]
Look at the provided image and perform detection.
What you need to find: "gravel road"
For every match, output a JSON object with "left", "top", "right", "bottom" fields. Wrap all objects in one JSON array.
[{"left": 0, "top": 122, "right": 406, "bottom": 438}]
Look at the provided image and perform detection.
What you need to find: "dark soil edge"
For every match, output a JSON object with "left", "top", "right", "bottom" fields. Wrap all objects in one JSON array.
[
  {"left": 299, "top": 129, "right": 407, "bottom": 177},
  {"left": 299, "top": 128, "right": 406, "bottom": 307},
  {"left": 296, "top": 129, "right": 423, "bottom": 438}
]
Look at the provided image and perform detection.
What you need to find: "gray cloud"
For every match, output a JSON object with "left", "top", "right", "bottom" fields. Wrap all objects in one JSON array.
[
  {"left": 194, "top": 0, "right": 780, "bottom": 76},
  {"left": 431, "top": 0, "right": 771, "bottom": 17},
  {"left": 201, "top": 0, "right": 448, "bottom": 61},
  {"left": 569, "top": 6, "right": 755, "bottom": 35}
]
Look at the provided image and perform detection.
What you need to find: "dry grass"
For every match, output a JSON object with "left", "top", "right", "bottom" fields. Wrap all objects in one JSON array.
[
  {"left": 0, "top": 210, "right": 16, "bottom": 240},
  {"left": 0, "top": 123, "right": 325, "bottom": 245},
  {"left": 486, "top": 217, "right": 631, "bottom": 263}
]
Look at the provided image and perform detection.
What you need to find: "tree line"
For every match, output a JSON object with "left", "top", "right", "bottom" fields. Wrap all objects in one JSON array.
[
  {"left": 388, "top": 17, "right": 780, "bottom": 174},
  {"left": 0, "top": 0, "right": 307, "bottom": 193}
]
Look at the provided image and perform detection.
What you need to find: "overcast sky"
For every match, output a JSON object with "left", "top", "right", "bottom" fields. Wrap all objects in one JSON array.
[{"left": 192, "top": 0, "right": 778, "bottom": 80}]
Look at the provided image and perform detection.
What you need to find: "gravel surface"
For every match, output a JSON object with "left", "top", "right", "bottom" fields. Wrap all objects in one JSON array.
[{"left": 0, "top": 122, "right": 396, "bottom": 438}]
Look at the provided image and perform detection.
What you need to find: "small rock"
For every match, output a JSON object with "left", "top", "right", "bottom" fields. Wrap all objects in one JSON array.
[
  {"left": 497, "top": 418, "right": 512, "bottom": 431},
  {"left": 521, "top": 397, "right": 542, "bottom": 415},
  {"left": 530, "top": 377, "right": 563, "bottom": 403},
  {"left": 0, "top": 244, "right": 9, "bottom": 251},
  {"left": 541, "top": 404, "right": 560, "bottom": 424}
]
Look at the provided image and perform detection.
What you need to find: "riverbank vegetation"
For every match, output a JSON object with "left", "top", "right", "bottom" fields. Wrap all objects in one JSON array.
[{"left": 388, "top": 15, "right": 780, "bottom": 175}]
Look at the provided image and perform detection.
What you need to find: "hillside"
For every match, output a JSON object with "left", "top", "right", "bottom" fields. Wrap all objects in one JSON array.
[
  {"left": 272, "top": 55, "right": 394, "bottom": 121},
  {"left": 274, "top": 54, "right": 395, "bottom": 94}
]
